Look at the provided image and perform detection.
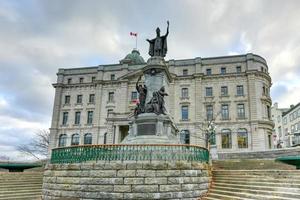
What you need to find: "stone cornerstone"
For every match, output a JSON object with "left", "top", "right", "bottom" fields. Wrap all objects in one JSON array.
[{"left": 42, "top": 161, "right": 211, "bottom": 200}]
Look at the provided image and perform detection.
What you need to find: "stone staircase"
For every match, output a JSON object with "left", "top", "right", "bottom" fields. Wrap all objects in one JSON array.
[
  {"left": 203, "top": 170, "right": 300, "bottom": 200},
  {"left": 0, "top": 172, "right": 43, "bottom": 200}
]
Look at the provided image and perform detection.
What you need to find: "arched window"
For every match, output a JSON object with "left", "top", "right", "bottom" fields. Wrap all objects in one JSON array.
[
  {"left": 84, "top": 133, "right": 92, "bottom": 145},
  {"left": 221, "top": 129, "right": 232, "bottom": 149},
  {"left": 71, "top": 133, "right": 80, "bottom": 145},
  {"left": 103, "top": 132, "right": 107, "bottom": 144},
  {"left": 237, "top": 129, "right": 248, "bottom": 148},
  {"left": 58, "top": 134, "right": 67, "bottom": 147},
  {"left": 180, "top": 130, "right": 190, "bottom": 144}
]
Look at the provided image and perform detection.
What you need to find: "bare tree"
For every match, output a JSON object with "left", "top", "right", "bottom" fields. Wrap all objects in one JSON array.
[{"left": 17, "top": 129, "right": 50, "bottom": 160}]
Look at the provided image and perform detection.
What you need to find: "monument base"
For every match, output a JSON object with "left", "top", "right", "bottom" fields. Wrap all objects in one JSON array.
[{"left": 122, "top": 113, "right": 180, "bottom": 144}]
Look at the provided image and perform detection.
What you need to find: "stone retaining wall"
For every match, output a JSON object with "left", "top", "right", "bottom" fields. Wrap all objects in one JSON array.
[{"left": 42, "top": 161, "right": 211, "bottom": 200}]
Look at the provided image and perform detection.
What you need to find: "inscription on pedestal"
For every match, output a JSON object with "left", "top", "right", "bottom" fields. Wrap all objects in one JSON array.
[{"left": 137, "top": 124, "right": 156, "bottom": 135}]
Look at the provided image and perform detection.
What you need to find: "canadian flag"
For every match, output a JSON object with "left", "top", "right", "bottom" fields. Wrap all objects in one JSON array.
[{"left": 130, "top": 32, "right": 138, "bottom": 37}]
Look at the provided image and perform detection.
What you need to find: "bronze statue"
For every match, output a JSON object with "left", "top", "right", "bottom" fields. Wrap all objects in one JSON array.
[
  {"left": 147, "top": 21, "right": 169, "bottom": 57},
  {"left": 146, "top": 86, "right": 168, "bottom": 115},
  {"left": 135, "top": 75, "right": 147, "bottom": 115}
]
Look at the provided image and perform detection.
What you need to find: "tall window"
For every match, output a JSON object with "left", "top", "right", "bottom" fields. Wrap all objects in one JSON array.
[
  {"left": 221, "top": 67, "right": 226, "bottom": 75},
  {"left": 206, "top": 68, "right": 212, "bottom": 75},
  {"left": 221, "top": 86, "right": 228, "bottom": 96},
  {"left": 79, "top": 77, "right": 84, "bottom": 83},
  {"left": 221, "top": 104, "right": 229, "bottom": 120},
  {"left": 205, "top": 87, "right": 213, "bottom": 97},
  {"left": 89, "top": 94, "right": 95, "bottom": 103},
  {"left": 91, "top": 76, "right": 96, "bottom": 82},
  {"left": 181, "top": 106, "right": 189, "bottom": 120},
  {"left": 183, "top": 69, "right": 188, "bottom": 76},
  {"left": 64, "top": 95, "right": 70, "bottom": 104},
  {"left": 62, "top": 112, "right": 68, "bottom": 125},
  {"left": 71, "top": 134, "right": 80, "bottom": 145},
  {"left": 181, "top": 88, "right": 189, "bottom": 98},
  {"left": 108, "top": 92, "right": 114, "bottom": 102},
  {"left": 103, "top": 132, "right": 107, "bottom": 144},
  {"left": 237, "top": 129, "right": 248, "bottom": 148},
  {"left": 87, "top": 111, "right": 93, "bottom": 124},
  {"left": 67, "top": 78, "right": 72, "bottom": 84},
  {"left": 236, "top": 66, "right": 241, "bottom": 73},
  {"left": 84, "top": 133, "right": 92, "bottom": 145},
  {"left": 206, "top": 105, "right": 213, "bottom": 121},
  {"left": 77, "top": 95, "right": 83, "bottom": 103},
  {"left": 58, "top": 134, "right": 67, "bottom": 147},
  {"left": 131, "top": 91, "right": 138, "bottom": 101},
  {"left": 180, "top": 130, "right": 190, "bottom": 144},
  {"left": 267, "top": 105, "right": 271, "bottom": 119},
  {"left": 111, "top": 74, "right": 115, "bottom": 80},
  {"left": 237, "top": 104, "right": 245, "bottom": 119},
  {"left": 236, "top": 85, "right": 244, "bottom": 96},
  {"left": 221, "top": 129, "right": 232, "bottom": 148},
  {"left": 75, "top": 111, "right": 81, "bottom": 125}
]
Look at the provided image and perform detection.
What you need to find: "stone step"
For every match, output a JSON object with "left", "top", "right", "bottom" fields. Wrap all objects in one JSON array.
[
  {"left": 212, "top": 185, "right": 300, "bottom": 199},
  {"left": 0, "top": 188, "right": 41, "bottom": 195},
  {"left": 0, "top": 183, "right": 42, "bottom": 189},
  {"left": 213, "top": 170, "right": 300, "bottom": 175},
  {"left": 0, "top": 191, "right": 41, "bottom": 199},
  {"left": 0, "top": 195, "right": 41, "bottom": 200},
  {"left": 0, "top": 186, "right": 42, "bottom": 192},
  {"left": 210, "top": 188, "right": 300, "bottom": 200},
  {"left": 213, "top": 182, "right": 300, "bottom": 193},
  {"left": 214, "top": 179, "right": 300, "bottom": 188},
  {"left": 203, "top": 192, "right": 257, "bottom": 200},
  {"left": 213, "top": 176, "right": 300, "bottom": 183}
]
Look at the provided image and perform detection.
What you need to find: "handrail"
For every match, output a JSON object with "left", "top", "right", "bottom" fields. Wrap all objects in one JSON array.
[{"left": 51, "top": 144, "right": 209, "bottom": 164}]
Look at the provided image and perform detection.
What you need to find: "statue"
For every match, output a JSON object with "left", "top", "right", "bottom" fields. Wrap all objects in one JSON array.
[
  {"left": 135, "top": 75, "right": 147, "bottom": 116},
  {"left": 146, "top": 86, "right": 168, "bottom": 115},
  {"left": 147, "top": 21, "right": 169, "bottom": 57}
]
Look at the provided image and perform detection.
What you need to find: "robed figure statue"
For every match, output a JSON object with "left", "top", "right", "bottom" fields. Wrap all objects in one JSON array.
[{"left": 147, "top": 21, "right": 169, "bottom": 57}]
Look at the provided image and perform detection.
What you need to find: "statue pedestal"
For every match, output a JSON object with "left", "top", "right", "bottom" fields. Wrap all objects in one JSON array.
[{"left": 122, "top": 113, "right": 180, "bottom": 144}]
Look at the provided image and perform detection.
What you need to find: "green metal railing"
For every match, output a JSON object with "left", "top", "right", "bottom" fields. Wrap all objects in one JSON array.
[{"left": 50, "top": 144, "right": 209, "bottom": 164}]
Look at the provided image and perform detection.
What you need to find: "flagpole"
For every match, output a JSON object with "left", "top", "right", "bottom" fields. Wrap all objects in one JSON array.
[{"left": 135, "top": 36, "right": 137, "bottom": 49}]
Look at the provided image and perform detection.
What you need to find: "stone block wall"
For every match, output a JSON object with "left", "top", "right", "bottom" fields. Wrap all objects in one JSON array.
[{"left": 42, "top": 161, "right": 211, "bottom": 200}]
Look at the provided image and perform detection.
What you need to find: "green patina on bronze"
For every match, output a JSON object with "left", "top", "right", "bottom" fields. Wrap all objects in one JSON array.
[
  {"left": 50, "top": 144, "right": 209, "bottom": 164},
  {"left": 276, "top": 156, "right": 300, "bottom": 169}
]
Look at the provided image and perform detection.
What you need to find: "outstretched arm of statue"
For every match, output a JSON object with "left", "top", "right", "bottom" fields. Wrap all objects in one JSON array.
[
  {"left": 165, "top": 21, "right": 169, "bottom": 37},
  {"left": 146, "top": 39, "right": 153, "bottom": 43}
]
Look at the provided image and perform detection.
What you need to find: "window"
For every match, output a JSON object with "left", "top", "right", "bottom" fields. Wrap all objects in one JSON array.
[
  {"left": 262, "top": 86, "right": 266, "bottom": 95},
  {"left": 221, "top": 67, "right": 226, "bottom": 75},
  {"left": 77, "top": 95, "right": 82, "bottom": 103},
  {"left": 89, "top": 94, "right": 95, "bottom": 103},
  {"left": 221, "top": 104, "right": 229, "bottom": 120},
  {"left": 103, "top": 133, "right": 107, "bottom": 144},
  {"left": 261, "top": 66, "right": 264, "bottom": 72},
  {"left": 181, "top": 106, "right": 189, "bottom": 120},
  {"left": 79, "top": 77, "right": 84, "bottom": 83},
  {"left": 91, "top": 76, "right": 96, "bottom": 82},
  {"left": 181, "top": 88, "right": 189, "bottom": 98},
  {"left": 64, "top": 95, "right": 70, "bottom": 104},
  {"left": 237, "top": 129, "right": 248, "bottom": 148},
  {"left": 131, "top": 91, "right": 138, "bottom": 101},
  {"left": 206, "top": 105, "right": 213, "bottom": 121},
  {"left": 221, "top": 86, "right": 228, "bottom": 96},
  {"left": 84, "top": 133, "right": 92, "bottom": 145},
  {"left": 277, "top": 115, "right": 281, "bottom": 123},
  {"left": 75, "top": 111, "right": 81, "bottom": 125},
  {"left": 206, "top": 68, "right": 212, "bottom": 75},
  {"left": 111, "top": 74, "right": 115, "bottom": 80},
  {"left": 236, "top": 85, "right": 244, "bottom": 96},
  {"left": 108, "top": 92, "right": 114, "bottom": 102},
  {"left": 87, "top": 111, "right": 93, "bottom": 124},
  {"left": 183, "top": 69, "right": 188, "bottom": 76},
  {"left": 221, "top": 129, "right": 232, "bottom": 148},
  {"left": 205, "top": 87, "right": 213, "bottom": 97},
  {"left": 283, "top": 117, "right": 287, "bottom": 125},
  {"left": 67, "top": 78, "right": 72, "bottom": 84},
  {"left": 267, "top": 105, "right": 271, "bottom": 119},
  {"left": 71, "top": 134, "right": 80, "bottom": 145},
  {"left": 62, "top": 112, "right": 68, "bottom": 125},
  {"left": 237, "top": 104, "right": 245, "bottom": 119},
  {"left": 180, "top": 130, "right": 190, "bottom": 144},
  {"left": 107, "top": 109, "right": 113, "bottom": 117},
  {"left": 58, "top": 134, "right": 67, "bottom": 147},
  {"left": 236, "top": 66, "right": 241, "bottom": 73}
]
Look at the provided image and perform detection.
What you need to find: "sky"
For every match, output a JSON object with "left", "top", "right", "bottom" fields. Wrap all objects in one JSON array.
[{"left": 0, "top": 0, "right": 300, "bottom": 160}]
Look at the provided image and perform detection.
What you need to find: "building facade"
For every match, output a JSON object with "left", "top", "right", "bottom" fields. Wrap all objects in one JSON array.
[
  {"left": 49, "top": 50, "right": 274, "bottom": 153},
  {"left": 272, "top": 102, "right": 300, "bottom": 147}
]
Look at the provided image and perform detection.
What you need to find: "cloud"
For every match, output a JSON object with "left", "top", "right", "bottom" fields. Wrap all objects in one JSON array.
[{"left": 0, "top": 0, "right": 300, "bottom": 159}]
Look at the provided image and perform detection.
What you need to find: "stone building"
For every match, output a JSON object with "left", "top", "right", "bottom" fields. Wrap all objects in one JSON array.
[
  {"left": 272, "top": 102, "right": 300, "bottom": 147},
  {"left": 49, "top": 50, "right": 274, "bottom": 153}
]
